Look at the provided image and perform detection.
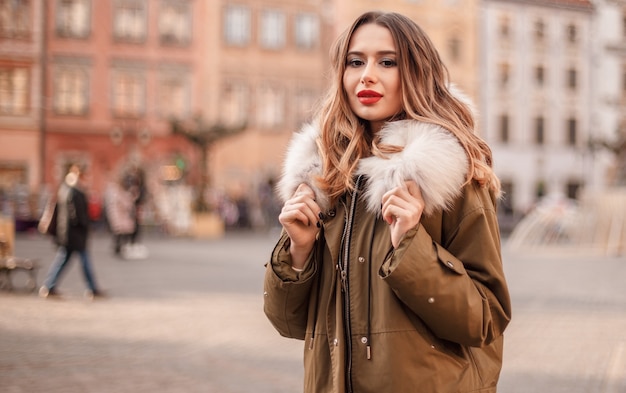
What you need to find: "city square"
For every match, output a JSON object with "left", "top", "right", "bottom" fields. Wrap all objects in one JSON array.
[
  {"left": 1, "top": 230, "right": 625, "bottom": 392},
  {"left": 2, "top": 1, "right": 625, "bottom": 392}
]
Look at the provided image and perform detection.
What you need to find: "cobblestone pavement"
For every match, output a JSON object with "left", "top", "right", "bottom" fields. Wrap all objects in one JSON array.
[{"left": 1, "top": 230, "right": 625, "bottom": 392}]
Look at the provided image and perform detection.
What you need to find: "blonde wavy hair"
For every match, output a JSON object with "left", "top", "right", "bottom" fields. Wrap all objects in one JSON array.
[{"left": 314, "top": 11, "right": 500, "bottom": 204}]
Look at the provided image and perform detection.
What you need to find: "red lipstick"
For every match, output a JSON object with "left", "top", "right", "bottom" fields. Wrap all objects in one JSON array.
[{"left": 357, "top": 90, "right": 382, "bottom": 105}]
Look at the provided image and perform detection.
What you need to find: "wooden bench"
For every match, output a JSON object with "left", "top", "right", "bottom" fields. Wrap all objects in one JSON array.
[{"left": 0, "top": 239, "right": 39, "bottom": 293}]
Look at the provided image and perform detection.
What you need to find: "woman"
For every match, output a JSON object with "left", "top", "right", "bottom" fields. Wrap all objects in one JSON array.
[{"left": 263, "top": 11, "right": 511, "bottom": 393}]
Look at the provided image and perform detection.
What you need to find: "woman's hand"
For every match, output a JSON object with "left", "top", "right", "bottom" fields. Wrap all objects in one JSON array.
[
  {"left": 382, "top": 180, "right": 425, "bottom": 248},
  {"left": 278, "top": 183, "right": 322, "bottom": 269}
]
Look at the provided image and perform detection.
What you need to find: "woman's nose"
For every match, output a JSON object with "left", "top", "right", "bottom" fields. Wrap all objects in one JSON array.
[{"left": 360, "top": 63, "right": 377, "bottom": 84}]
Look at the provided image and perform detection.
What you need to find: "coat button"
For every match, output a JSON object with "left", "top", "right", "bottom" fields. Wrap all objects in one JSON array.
[
  {"left": 328, "top": 209, "right": 336, "bottom": 217},
  {"left": 358, "top": 256, "right": 365, "bottom": 263},
  {"left": 361, "top": 337, "right": 368, "bottom": 344},
  {"left": 263, "top": 291, "right": 268, "bottom": 297},
  {"left": 428, "top": 297, "right": 435, "bottom": 304},
  {"left": 333, "top": 338, "right": 339, "bottom": 346}
]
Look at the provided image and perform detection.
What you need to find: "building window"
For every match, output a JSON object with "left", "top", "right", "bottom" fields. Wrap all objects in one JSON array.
[
  {"left": 257, "top": 83, "right": 284, "bottom": 129},
  {"left": 499, "top": 62, "right": 510, "bottom": 87},
  {"left": 53, "top": 65, "right": 89, "bottom": 115},
  {"left": 567, "top": 118, "right": 577, "bottom": 146},
  {"left": 535, "top": 65, "right": 545, "bottom": 86},
  {"left": 498, "top": 15, "right": 510, "bottom": 39},
  {"left": 259, "top": 9, "right": 285, "bottom": 50},
  {"left": 158, "top": 68, "right": 190, "bottom": 119},
  {"left": 448, "top": 36, "right": 461, "bottom": 63},
  {"left": 223, "top": 5, "right": 250, "bottom": 46},
  {"left": 0, "top": 164, "right": 26, "bottom": 191},
  {"left": 159, "top": 0, "right": 191, "bottom": 46},
  {"left": 567, "top": 68, "right": 577, "bottom": 90},
  {"left": 535, "top": 116, "right": 545, "bottom": 145},
  {"left": 220, "top": 81, "right": 249, "bottom": 126},
  {"left": 535, "top": 179, "right": 546, "bottom": 199},
  {"left": 294, "top": 13, "right": 319, "bottom": 50},
  {"left": 0, "top": 0, "right": 30, "bottom": 39},
  {"left": 56, "top": 0, "right": 90, "bottom": 38},
  {"left": 566, "top": 23, "right": 577, "bottom": 44},
  {"left": 111, "top": 67, "right": 145, "bottom": 118},
  {"left": 0, "top": 66, "right": 29, "bottom": 115},
  {"left": 534, "top": 19, "right": 545, "bottom": 42},
  {"left": 499, "top": 114, "right": 510, "bottom": 143},
  {"left": 113, "top": 0, "right": 147, "bottom": 43},
  {"left": 566, "top": 180, "right": 582, "bottom": 200}
]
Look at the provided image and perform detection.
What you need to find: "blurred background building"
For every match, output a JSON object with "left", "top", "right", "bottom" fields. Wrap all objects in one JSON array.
[
  {"left": 0, "top": 0, "right": 624, "bottom": 237},
  {"left": 482, "top": 0, "right": 596, "bottom": 230}
]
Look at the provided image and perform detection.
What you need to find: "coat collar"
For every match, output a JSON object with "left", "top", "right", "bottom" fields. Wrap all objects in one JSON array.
[{"left": 276, "top": 119, "right": 468, "bottom": 216}]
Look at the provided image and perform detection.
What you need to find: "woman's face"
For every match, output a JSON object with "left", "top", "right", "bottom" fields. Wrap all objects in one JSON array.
[{"left": 343, "top": 23, "right": 403, "bottom": 133}]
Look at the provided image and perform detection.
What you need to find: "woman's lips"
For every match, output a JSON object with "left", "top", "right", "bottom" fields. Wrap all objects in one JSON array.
[{"left": 357, "top": 90, "right": 382, "bottom": 105}]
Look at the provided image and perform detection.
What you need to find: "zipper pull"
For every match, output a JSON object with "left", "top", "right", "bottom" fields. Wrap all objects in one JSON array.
[{"left": 340, "top": 270, "right": 347, "bottom": 292}]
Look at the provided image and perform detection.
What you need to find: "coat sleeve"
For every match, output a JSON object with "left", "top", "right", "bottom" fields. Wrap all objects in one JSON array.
[
  {"left": 263, "top": 230, "right": 317, "bottom": 340},
  {"left": 379, "top": 183, "right": 511, "bottom": 347},
  {"left": 71, "top": 189, "right": 90, "bottom": 229}
]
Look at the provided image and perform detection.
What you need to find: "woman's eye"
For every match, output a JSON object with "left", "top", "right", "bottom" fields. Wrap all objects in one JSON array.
[
  {"left": 347, "top": 58, "right": 364, "bottom": 67},
  {"left": 381, "top": 58, "right": 397, "bottom": 67}
]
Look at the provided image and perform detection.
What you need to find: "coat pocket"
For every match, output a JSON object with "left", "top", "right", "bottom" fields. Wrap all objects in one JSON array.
[{"left": 402, "top": 303, "right": 470, "bottom": 369}]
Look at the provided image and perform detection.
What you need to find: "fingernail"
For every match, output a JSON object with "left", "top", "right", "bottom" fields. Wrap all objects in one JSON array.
[
  {"left": 316, "top": 221, "right": 321, "bottom": 228},
  {"left": 318, "top": 212, "right": 325, "bottom": 220}
]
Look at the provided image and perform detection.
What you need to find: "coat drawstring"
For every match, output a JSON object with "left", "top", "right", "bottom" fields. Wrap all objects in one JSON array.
[
  {"left": 365, "top": 221, "right": 376, "bottom": 360},
  {"left": 309, "top": 224, "right": 325, "bottom": 350}
]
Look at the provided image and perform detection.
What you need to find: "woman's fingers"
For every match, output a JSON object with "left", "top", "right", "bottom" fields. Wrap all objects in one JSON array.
[
  {"left": 381, "top": 181, "right": 425, "bottom": 247},
  {"left": 287, "top": 184, "right": 320, "bottom": 226},
  {"left": 279, "top": 183, "right": 322, "bottom": 228},
  {"left": 278, "top": 184, "right": 322, "bottom": 264},
  {"left": 280, "top": 201, "right": 316, "bottom": 227}
]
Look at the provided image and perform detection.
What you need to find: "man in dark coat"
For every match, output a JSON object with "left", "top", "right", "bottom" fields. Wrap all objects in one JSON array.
[{"left": 39, "top": 164, "right": 105, "bottom": 299}]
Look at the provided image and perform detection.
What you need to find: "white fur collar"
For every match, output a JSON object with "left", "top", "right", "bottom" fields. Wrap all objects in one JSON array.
[{"left": 276, "top": 120, "right": 468, "bottom": 216}]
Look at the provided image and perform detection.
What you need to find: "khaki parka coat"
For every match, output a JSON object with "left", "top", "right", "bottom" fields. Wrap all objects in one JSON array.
[{"left": 263, "top": 120, "right": 512, "bottom": 393}]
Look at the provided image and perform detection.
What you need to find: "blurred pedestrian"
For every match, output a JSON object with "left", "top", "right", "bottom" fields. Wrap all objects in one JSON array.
[
  {"left": 263, "top": 11, "right": 511, "bottom": 393},
  {"left": 39, "top": 164, "right": 105, "bottom": 299},
  {"left": 125, "top": 166, "right": 147, "bottom": 245},
  {"left": 104, "top": 174, "right": 136, "bottom": 259}
]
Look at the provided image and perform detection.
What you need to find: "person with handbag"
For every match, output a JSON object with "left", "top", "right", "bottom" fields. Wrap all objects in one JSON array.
[
  {"left": 39, "top": 164, "right": 105, "bottom": 300},
  {"left": 263, "top": 11, "right": 511, "bottom": 392}
]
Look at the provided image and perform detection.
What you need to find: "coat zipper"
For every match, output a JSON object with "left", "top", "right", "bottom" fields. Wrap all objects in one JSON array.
[{"left": 339, "top": 175, "right": 363, "bottom": 393}]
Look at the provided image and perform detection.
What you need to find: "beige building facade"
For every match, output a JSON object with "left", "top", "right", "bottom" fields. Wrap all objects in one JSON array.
[
  {"left": 204, "top": 0, "right": 331, "bottom": 195},
  {"left": 481, "top": 0, "right": 595, "bottom": 229},
  {"left": 0, "top": 0, "right": 481, "bottom": 229}
]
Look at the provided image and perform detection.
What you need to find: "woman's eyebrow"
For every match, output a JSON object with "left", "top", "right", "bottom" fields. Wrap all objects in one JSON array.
[{"left": 346, "top": 50, "right": 397, "bottom": 57}]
